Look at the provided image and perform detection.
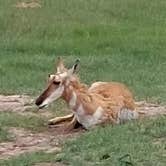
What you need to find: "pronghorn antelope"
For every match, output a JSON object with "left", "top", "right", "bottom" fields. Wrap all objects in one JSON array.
[{"left": 35, "top": 58, "right": 139, "bottom": 130}]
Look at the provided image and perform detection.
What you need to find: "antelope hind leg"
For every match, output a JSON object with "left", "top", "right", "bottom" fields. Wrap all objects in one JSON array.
[
  {"left": 64, "top": 115, "right": 78, "bottom": 131},
  {"left": 48, "top": 113, "right": 74, "bottom": 125}
]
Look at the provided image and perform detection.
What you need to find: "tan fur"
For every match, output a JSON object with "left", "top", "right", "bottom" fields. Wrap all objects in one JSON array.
[
  {"left": 62, "top": 77, "right": 136, "bottom": 127},
  {"left": 89, "top": 82, "right": 135, "bottom": 110}
]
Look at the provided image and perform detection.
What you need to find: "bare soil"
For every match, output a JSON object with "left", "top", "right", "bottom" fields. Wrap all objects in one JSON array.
[
  {"left": 136, "top": 101, "right": 166, "bottom": 116},
  {"left": 0, "top": 95, "right": 84, "bottom": 160},
  {"left": 14, "top": 1, "right": 41, "bottom": 9},
  {"left": 0, "top": 95, "right": 34, "bottom": 112},
  {"left": 0, "top": 127, "right": 81, "bottom": 160},
  {"left": 34, "top": 162, "right": 65, "bottom": 166},
  {"left": 0, "top": 95, "right": 165, "bottom": 160},
  {"left": 0, "top": 95, "right": 53, "bottom": 118}
]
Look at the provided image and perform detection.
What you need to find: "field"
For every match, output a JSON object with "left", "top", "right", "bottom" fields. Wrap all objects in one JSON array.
[{"left": 0, "top": 0, "right": 166, "bottom": 165}]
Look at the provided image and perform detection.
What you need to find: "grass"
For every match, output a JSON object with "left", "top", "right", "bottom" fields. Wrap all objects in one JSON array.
[
  {"left": 0, "top": 151, "right": 58, "bottom": 166},
  {"left": 0, "top": 0, "right": 166, "bottom": 165},
  {"left": 0, "top": 127, "right": 13, "bottom": 142},
  {"left": 0, "top": 112, "right": 47, "bottom": 133},
  {"left": 57, "top": 116, "right": 166, "bottom": 166},
  {"left": 0, "top": 111, "right": 48, "bottom": 145},
  {"left": 0, "top": 116, "right": 165, "bottom": 165},
  {"left": 0, "top": 0, "right": 166, "bottom": 103}
]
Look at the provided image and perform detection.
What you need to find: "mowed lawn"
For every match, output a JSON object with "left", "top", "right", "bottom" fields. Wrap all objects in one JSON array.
[{"left": 0, "top": 0, "right": 166, "bottom": 165}]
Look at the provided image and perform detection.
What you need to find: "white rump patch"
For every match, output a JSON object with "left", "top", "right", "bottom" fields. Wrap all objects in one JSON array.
[
  {"left": 69, "top": 92, "right": 77, "bottom": 109},
  {"left": 89, "top": 82, "right": 106, "bottom": 91},
  {"left": 117, "top": 108, "right": 139, "bottom": 124},
  {"left": 39, "top": 85, "right": 64, "bottom": 108}
]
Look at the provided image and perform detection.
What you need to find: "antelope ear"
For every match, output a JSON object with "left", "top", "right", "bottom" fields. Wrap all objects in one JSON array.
[
  {"left": 56, "top": 57, "right": 66, "bottom": 73},
  {"left": 68, "top": 59, "right": 80, "bottom": 76}
]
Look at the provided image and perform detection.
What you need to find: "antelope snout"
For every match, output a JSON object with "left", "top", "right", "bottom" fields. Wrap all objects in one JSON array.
[{"left": 35, "top": 96, "right": 44, "bottom": 107}]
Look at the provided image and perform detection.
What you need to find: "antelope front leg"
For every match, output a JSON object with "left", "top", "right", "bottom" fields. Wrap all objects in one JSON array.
[{"left": 48, "top": 113, "right": 74, "bottom": 125}]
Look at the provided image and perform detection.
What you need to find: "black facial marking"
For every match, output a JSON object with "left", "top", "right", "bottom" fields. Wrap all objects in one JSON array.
[{"left": 53, "top": 81, "right": 60, "bottom": 85}]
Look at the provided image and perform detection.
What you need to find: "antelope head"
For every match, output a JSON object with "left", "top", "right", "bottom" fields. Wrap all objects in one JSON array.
[{"left": 35, "top": 58, "right": 79, "bottom": 109}]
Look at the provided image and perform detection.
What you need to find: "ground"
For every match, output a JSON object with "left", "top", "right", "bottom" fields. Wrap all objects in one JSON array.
[
  {"left": 0, "top": 95, "right": 165, "bottom": 165},
  {"left": 0, "top": 95, "right": 84, "bottom": 160},
  {"left": 0, "top": 0, "right": 166, "bottom": 165}
]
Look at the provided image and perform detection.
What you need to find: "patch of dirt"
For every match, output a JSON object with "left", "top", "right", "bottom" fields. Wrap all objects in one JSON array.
[
  {"left": 153, "top": 137, "right": 166, "bottom": 145},
  {"left": 0, "top": 127, "right": 83, "bottom": 160},
  {"left": 14, "top": 1, "right": 41, "bottom": 9},
  {"left": 34, "top": 162, "right": 65, "bottom": 166},
  {"left": 0, "top": 95, "right": 54, "bottom": 118},
  {"left": 0, "top": 95, "right": 34, "bottom": 112},
  {"left": 136, "top": 101, "right": 166, "bottom": 117},
  {"left": 0, "top": 94, "right": 84, "bottom": 159}
]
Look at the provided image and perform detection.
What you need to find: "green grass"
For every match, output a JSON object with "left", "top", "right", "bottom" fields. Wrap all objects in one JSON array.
[
  {"left": 0, "top": 127, "right": 13, "bottom": 142},
  {"left": 57, "top": 116, "right": 166, "bottom": 166},
  {"left": 0, "top": 151, "right": 58, "bottom": 166},
  {"left": 0, "top": 116, "right": 165, "bottom": 165},
  {"left": 0, "top": 112, "right": 47, "bottom": 133},
  {"left": 0, "top": 112, "right": 47, "bottom": 142},
  {"left": 0, "top": 0, "right": 166, "bottom": 165},
  {"left": 0, "top": 0, "right": 166, "bottom": 102}
]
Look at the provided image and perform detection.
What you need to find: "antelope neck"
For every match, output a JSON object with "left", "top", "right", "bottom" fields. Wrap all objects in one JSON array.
[
  {"left": 62, "top": 80, "right": 86, "bottom": 111},
  {"left": 62, "top": 83, "right": 76, "bottom": 109}
]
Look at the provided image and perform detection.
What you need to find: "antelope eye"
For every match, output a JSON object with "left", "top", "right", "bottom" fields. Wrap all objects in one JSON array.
[{"left": 53, "top": 81, "right": 60, "bottom": 85}]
